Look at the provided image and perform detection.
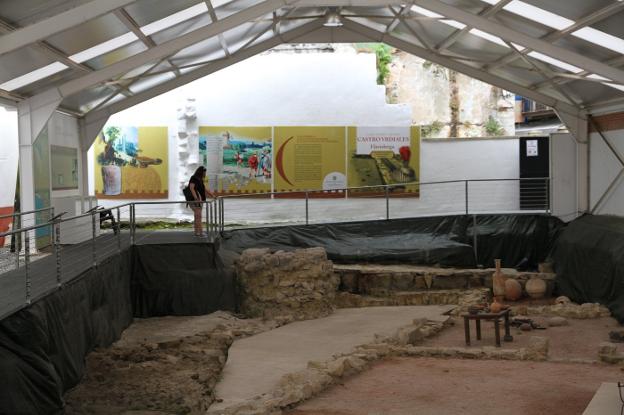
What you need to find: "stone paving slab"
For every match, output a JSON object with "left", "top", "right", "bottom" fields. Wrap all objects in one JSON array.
[
  {"left": 582, "top": 383, "right": 621, "bottom": 415},
  {"left": 210, "top": 305, "right": 453, "bottom": 411}
]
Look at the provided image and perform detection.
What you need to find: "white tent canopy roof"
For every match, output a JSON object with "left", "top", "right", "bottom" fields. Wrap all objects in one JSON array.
[{"left": 1, "top": 0, "right": 624, "bottom": 122}]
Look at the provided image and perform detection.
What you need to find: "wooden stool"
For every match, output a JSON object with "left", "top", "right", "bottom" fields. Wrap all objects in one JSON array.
[{"left": 463, "top": 309, "right": 513, "bottom": 347}]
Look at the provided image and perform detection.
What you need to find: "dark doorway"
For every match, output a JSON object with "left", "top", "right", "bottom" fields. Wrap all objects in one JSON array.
[{"left": 519, "top": 136, "right": 549, "bottom": 210}]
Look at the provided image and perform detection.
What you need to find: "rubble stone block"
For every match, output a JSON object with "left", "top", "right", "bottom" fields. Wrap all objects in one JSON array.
[{"left": 237, "top": 248, "right": 338, "bottom": 321}]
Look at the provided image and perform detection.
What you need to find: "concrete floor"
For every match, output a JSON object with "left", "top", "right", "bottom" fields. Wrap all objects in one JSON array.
[{"left": 209, "top": 306, "right": 453, "bottom": 411}]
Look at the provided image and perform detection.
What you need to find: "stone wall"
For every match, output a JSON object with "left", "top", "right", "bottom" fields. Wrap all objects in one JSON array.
[
  {"left": 386, "top": 51, "right": 515, "bottom": 138},
  {"left": 236, "top": 248, "right": 339, "bottom": 321},
  {"left": 335, "top": 264, "right": 556, "bottom": 298}
]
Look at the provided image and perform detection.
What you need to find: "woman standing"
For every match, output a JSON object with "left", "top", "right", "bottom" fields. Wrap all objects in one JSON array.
[{"left": 189, "top": 166, "right": 214, "bottom": 236}]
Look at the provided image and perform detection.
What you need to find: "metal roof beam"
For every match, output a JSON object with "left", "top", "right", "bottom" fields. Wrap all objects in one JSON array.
[
  {"left": 82, "top": 18, "right": 325, "bottom": 147},
  {"left": 36, "top": 0, "right": 289, "bottom": 101},
  {"left": 0, "top": 17, "right": 134, "bottom": 99},
  {"left": 504, "top": 41, "right": 580, "bottom": 106},
  {"left": 113, "top": 8, "right": 182, "bottom": 76},
  {"left": 205, "top": 0, "right": 232, "bottom": 57},
  {"left": 0, "top": 0, "right": 138, "bottom": 57},
  {"left": 413, "top": 0, "right": 624, "bottom": 85},
  {"left": 385, "top": 5, "right": 409, "bottom": 33},
  {"left": 341, "top": 18, "right": 584, "bottom": 118},
  {"left": 434, "top": 0, "right": 511, "bottom": 52},
  {"left": 486, "top": 2, "right": 624, "bottom": 72}
]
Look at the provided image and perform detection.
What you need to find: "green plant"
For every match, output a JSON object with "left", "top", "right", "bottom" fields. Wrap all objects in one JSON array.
[
  {"left": 484, "top": 116, "right": 505, "bottom": 136},
  {"left": 354, "top": 43, "right": 393, "bottom": 85},
  {"left": 375, "top": 44, "right": 393, "bottom": 84},
  {"left": 421, "top": 120, "right": 445, "bottom": 138}
]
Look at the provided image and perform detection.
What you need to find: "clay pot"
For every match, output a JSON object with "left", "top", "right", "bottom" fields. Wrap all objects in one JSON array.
[
  {"left": 504, "top": 278, "right": 522, "bottom": 301},
  {"left": 490, "top": 298, "right": 503, "bottom": 313},
  {"left": 526, "top": 278, "right": 547, "bottom": 299},
  {"left": 492, "top": 259, "right": 506, "bottom": 301}
]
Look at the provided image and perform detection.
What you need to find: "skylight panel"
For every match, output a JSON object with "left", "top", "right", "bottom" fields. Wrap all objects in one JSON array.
[
  {"left": 469, "top": 29, "right": 508, "bottom": 47},
  {"left": 572, "top": 27, "right": 624, "bottom": 55},
  {"left": 69, "top": 32, "right": 138, "bottom": 63},
  {"left": 587, "top": 74, "right": 624, "bottom": 93},
  {"left": 0, "top": 62, "right": 68, "bottom": 91},
  {"left": 141, "top": 3, "right": 208, "bottom": 36},
  {"left": 443, "top": 20, "right": 466, "bottom": 30},
  {"left": 503, "top": 1, "right": 573, "bottom": 30},
  {"left": 410, "top": 5, "right": 443, "bottom": 18},
  {"left": 527, "top": 51, "right": 583, "bottom": 73},
  {"left": 411, "top": 4, "right": 526, "bottom": 49},
  {"left": 478, "top": 0, "right": 574, "bottom": 30}
]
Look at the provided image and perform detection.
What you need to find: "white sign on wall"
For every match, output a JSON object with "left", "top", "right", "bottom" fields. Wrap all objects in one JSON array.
[
  {"left": 526, "top": 139, "right": 538, "bottom": 157},
  {"left": 356, "top": 126, "right": 410, "bottom": 155}
]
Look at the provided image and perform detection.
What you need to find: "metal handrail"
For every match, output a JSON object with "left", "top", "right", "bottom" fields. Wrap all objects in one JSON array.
[
  {"left": 217, "top": 177, "right": 550, "bottom": 199},
  {"left": 0, "top": 206, "right": 54, "bottom": 220},
  {"left": 0, "top": 177, "right": 550, "bottom": 320},
  {"left": 0, "top": 178, "right": 550, "bottom": 238},
  {"left": 0, "top": 200, "right": 219, "bottom": 238}
]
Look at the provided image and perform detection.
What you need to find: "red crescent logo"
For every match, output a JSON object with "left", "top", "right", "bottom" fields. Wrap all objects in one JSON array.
[{"left": 276, "top": 136, "right": 294, "bottom": 186}]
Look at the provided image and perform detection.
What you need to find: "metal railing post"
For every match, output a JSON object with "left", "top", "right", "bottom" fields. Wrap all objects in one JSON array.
[
  {"left": 24, "top": 230, "right": 31, "bottom": 305},
  {"left": 130, "top": 204, "right": 136, "bottom": 245},
  {"left": 91, "top": 212, "right": 97, "bottom": 268},
  {"left": 472, "top": 214, "right": 478, "bottom": 266},
  {"left": 213, "top": 200, "right": 217, "bottom": 236},
  {"left": 49, "top": 207, "right": 55, "bottom": 247},
  {"left": 208, "top": 200, "right": 215, "bottom": 241},
  {"left": 465, "top": 180, "right": 469, "bottom": 215},
  {"left": 385, "top": 186, "right": 390, "bottom": 220},
  {"left": 54, "top": 221, "right": 61, "bottom": 287},
  {"left": 219, "top": 198, "right": 224, "bottom": 233},
  {"left": 305, "top": 191, "right": 309, "bottom": 225},
  {"left": 14, "top": 218, "right": 20, "bottom": 269},
  {"left": 212, "top": 201, "right": 216, "bottom": 239},
  {"left": 204, "top": 200, "right": 210, "bottom": 238},
  {"left": 116, "top": 207, "right": 121, "bottom": 252},
  {"left": 546, "top": 178, "right": 551, "bottom": 213}
]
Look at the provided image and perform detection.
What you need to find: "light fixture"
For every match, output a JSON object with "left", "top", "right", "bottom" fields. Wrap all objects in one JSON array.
[{"left": 324, "top": 8, "right": 343, "bottom": 27}]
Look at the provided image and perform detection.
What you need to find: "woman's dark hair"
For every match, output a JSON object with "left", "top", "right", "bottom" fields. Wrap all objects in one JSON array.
[{"left": 192, "top": 166, "right": 207, "bottom": 179}]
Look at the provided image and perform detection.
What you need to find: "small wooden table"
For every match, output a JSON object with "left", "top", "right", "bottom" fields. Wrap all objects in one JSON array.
[{"left": 463, "top": 309, "right": 513, "bottom": 347}]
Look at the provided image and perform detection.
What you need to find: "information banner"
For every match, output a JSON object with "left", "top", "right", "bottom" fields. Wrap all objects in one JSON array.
[
  {"left": 94, "top": 126, "right": 168, "bottom": 199},
  {"left": 347, "top": 126, "right": 420, "bottom": 195},
  {"left": 199, "top": 126, "right": 272, "bottom": 194},
  {"left": 273, "top": 126, "right": 347, "bottom": 192}
]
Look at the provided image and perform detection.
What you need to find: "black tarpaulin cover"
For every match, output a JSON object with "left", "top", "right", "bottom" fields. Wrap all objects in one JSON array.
[
  {"left": 0, "top": 252, "right": 133, "bottom": 414},
  {"left": 553, "top": 215, "right": 624, "bottom": 322},
  {"left": 132, "top": 243, "right": 237, "bottom": 317},
  {"left": 222, "top": 214, "right": 564, "bottom": 269},
  {"left": 472, "top": 214, "right": 563, "bottom": 268},
  {"left": 0, "top": 215, "right": 565, "bottom": 414}
]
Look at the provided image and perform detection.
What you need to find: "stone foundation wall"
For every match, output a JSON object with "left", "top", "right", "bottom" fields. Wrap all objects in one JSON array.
[
  {"left": 236, "top": 248, "right": 339, "bottom": 321},
  {"left": 335, "top": 264, "right": 556, "bottom": 298}
]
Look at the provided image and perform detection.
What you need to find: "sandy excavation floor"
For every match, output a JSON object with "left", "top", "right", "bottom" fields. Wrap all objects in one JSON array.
[
  {"left": 63, "top": 312, "right": 278, "bottom": 415},
  {"left": 287, "top": 357, "right": 624, "bottom": 415},
  {"left": 421, "top": 316, "right": 621, "bottom": 361}
]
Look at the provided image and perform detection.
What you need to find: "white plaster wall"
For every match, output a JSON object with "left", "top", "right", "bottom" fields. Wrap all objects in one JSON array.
[
  {"left": 421, "top": 137, "right": 520, "bottom": 214},
  {"left": 90, "top": 51, "right": 525, "bottom": 223},
  {"left": 48, "top": 112, "right": 82, "bottom": 199},
  {"left": 92, "top": 51, "right": 412, "bottom": 216},
  {"left": 550, "top": 132, "right": 578, "bottom": 222},
  {"left": 0, "top": 104, "right": 19, "bottom": 208},
  {"left": 590, "top": 128, "right": 624, "bottom": 216}
]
